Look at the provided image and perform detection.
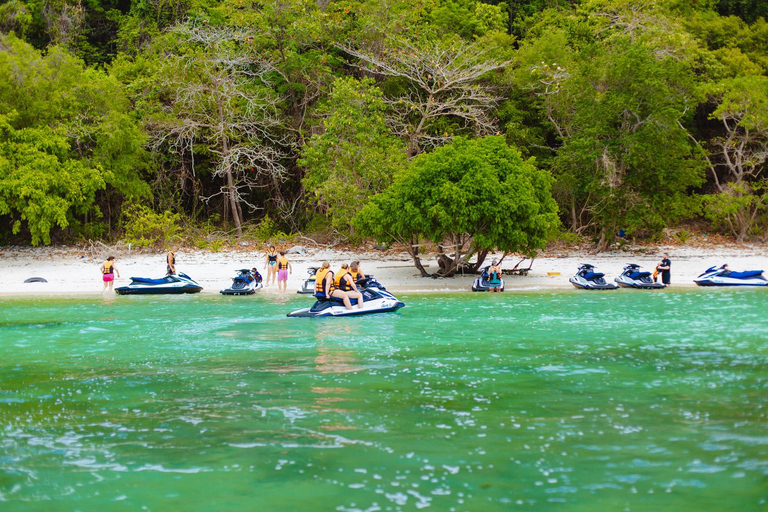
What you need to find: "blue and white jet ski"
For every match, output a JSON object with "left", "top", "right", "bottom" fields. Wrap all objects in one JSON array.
[
  {"left": 614, "top": 264, "right": 665, "bottom": 289},
  {"left": 297, "top": 267, "right": 319, "bottom": 294},
  {"left": 221, "top": 269, "right": 263, "bottom": 295},
  {"left": 287, "top": 281, "right": 404, "bottom": 317},
  {"left": 471, "top": 265, "right": 505, "bottom": 292},
  {"left": 116, "top": 272, "right": 203, "bottom": 295},
  {"left": 569, "top": 264, "right": 618, "bottom": 290},
  {"left": 694, "top": 266, "right": 768, "bottom": 287}
]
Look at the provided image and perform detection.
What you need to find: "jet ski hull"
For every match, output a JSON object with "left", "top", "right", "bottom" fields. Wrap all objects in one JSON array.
[
  {"left": 288, "top": 286, "right": 404, "bottom": 317},
  {"left": 116, "top": 273, "right": 202, "bottom": 295},
  {"left": 569, "top": 265, "right": 618, "bottom": 290},
  {"left": 220, "top": 270, "right": 263, "bottom": 295},
  {"left": 220, "top": 282, "right": 263, "bottom": 295},
  {"left": 471, "top": 277, "right": 505, "bottom": 292},
  {"left": 569, "top": 277, "right": 618, "bottom": 290},
  {"left": 694, "top": 267, "right": 768, "bottom": 287},
  {"left": 614, "top": 267, "right": 665, "bottom": 289}
]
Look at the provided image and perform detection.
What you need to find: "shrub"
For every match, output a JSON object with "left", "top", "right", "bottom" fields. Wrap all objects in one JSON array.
[{"left": 121, "top": 204, "right": 180, "bottom": 249}]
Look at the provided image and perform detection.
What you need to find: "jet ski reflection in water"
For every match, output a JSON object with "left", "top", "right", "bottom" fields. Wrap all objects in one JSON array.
[
  {"left": 614, "top": 264, "right": 665, "bottom": 289},
  {"left": 116, "top": 272, "right": 203, "bottom": 295},
  {"left": 694, "top": 265, "right": 768, "bottom": 287},
  {"left": 220, "top": 268, "right": 263, "bottom": 295},
  {"left": 569, "top": 264, "right": 618, "bottom": 290},
  {"left": 288, "top": 262, "right": 404, "bottom": 317}
]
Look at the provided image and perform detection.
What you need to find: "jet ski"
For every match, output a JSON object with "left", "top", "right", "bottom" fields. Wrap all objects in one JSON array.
[
  {"left": 287, "top": 284, "right": 404, "bottom": 317},
  {"left": 569, "top": 264, "right": 618, "bottom": 290},
  {"left": 116, "top": 272, "right": 203, "bottom": 295},
  {"left": 471, "top": 265, "right": 505, "bottom": 292},
  {"left": 297, "top": 267, "right": 318, "bottom": 294},
  {"left": 694, "top": 266, "right": 768, "bottom": 287},
  {"left": 614, "top": 264, "right": 665, "bottom": 289},
  {"left": 220, "top": 269, "right": 263, "bottom": 295}
]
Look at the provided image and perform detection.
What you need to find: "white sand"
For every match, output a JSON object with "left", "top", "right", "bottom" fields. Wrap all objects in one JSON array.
[{"left": 0, "top": 242, "right": 766, "bottom": 296}]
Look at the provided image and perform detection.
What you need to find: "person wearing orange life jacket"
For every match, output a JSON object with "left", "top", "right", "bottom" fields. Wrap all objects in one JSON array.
[
  {"left": 276, "top": 251, "right": 292, "bottom": 293},
  {"left": 100, "top": 256, "right": 120, "bottom": 293},
  {"left": 349, "top": 261, "right": 367, "bottom": 283},
  {"left": 315, "top": 261, "right": 354, "bottom": 309},
  {"left": 335, "top": 263, "right": 364, "bottom": 309}
]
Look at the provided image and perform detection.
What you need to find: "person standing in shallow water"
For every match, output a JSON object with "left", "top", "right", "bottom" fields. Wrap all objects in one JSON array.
[
  {"left": 166, "top": 247, "right": 177, "bottom": 275},
  {"left": 100, "top": 256, "right": 120, "bottom": 292},
  {"left": 656, "top": 253, "right": 671, "bottom": 286}
]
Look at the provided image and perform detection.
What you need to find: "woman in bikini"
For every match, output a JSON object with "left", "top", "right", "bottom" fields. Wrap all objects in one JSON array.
[{"left": 264, "top": 245, "right": 278, "bottom": 286}]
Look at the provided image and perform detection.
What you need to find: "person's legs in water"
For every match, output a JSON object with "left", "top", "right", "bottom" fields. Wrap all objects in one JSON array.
[{"left": 331, "top": 289, "right": 352, "bottom": 309}]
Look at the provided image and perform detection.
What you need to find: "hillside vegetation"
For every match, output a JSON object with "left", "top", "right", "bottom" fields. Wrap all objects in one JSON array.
[{"left": 1, "top": 0, "right": 767, "bottom": 255}]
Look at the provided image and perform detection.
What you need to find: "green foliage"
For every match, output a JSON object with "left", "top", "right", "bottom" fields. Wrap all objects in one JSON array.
[
  {"left": 300, "top": 77, "right": 407, "bottom": 232},
  {"left": 356, "top": 136, "right": 559, "bottom": 269},
  {"left": 120, "top": 203, "right": 180, "bottom": 249},
  {"left": 675, "top": 228, "right": 692, "bottom": 244},
  {"left": 0, "top": 113, "right": 107, "bottom": 245},
  {"left": 703, "top": 182, "right": 768, "bottom": 237}
]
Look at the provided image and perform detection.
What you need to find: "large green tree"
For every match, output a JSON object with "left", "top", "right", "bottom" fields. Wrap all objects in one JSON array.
[
  {"left": 356, "top": 136, "right": 558, "bottom": 276},
  {"left": 300, "top": 77, "right": 407, "bottom": 233}
]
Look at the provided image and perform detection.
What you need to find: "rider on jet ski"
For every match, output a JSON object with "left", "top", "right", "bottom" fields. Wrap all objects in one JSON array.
[{"left": 316, "top": 262, "right": 360, "bottom": 310}]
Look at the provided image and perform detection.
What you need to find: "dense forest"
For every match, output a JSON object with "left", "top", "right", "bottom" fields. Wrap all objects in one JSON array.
[{"left": 1, "top": 0, "right": 767, "bottom": 263}]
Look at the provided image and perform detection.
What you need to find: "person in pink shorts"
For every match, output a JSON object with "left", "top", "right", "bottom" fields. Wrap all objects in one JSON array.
[{"left": 276, "top": 251, "right": 292, "bottom": 292}]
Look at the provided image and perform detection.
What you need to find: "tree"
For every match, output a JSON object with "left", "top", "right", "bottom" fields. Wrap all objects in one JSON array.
[
  {"left": 0, "top": 33, "right": 150, "bottom": 237},
  {"left": 337, "top": 34, "right": 513, "bottom": 158},
  {"left": 703, "top": 75, "right": 768, "bottom": 240},
  {"left": 300, "top": 77, "right": 407, "bottom": 233},
  {"left": 356, "top": 136, "right": 559, "bottom": 276},
  {"left": 147, "top": 22, "right": 289, "bottom": 238},
  {"left": 0, "top": 113, "right": 106, "bottom": 245},
  {"left": 516, "top": 6, "right": 705, "bottom": 250}
]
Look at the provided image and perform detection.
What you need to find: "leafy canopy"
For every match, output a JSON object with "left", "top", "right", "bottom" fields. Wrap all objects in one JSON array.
[{"left": 356, "top": 136, "right": 559, "bottom": 257}]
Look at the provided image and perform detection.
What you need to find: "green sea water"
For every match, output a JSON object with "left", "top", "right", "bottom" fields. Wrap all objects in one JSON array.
[{"left": 0, "top": 290, "right": 767, "bottom": 511}]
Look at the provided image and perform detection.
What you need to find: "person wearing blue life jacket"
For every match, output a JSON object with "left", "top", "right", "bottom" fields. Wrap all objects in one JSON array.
[{"left": 488, "top": 259, "right": 502, "bottom": 293}]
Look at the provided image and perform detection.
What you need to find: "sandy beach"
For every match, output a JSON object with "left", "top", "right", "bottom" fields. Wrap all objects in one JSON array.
[{"left": 1, "top": 240, "right": 767, "bottom": 296}]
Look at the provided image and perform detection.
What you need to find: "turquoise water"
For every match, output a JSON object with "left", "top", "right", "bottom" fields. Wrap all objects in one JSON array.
[{"left": 1, "top": 290, "right": 767, "bottom": 511}]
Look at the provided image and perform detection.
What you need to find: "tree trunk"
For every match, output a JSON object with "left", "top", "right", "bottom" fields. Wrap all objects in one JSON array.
[
  {"left": 406, "top": 236, "right": 430, "bottom": 277},
  {"left": 218, "top": 99, "right": 242, "bottom": 238}
]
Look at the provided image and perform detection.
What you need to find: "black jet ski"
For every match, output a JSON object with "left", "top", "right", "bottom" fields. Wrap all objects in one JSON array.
[
  {"left": 287, "top": 282, "right": 404, "bottom": 317},
  {"left": 569, "top": 264, "right": 618, "bottom": 290},
  {"left": 116, "top": 272, "right": 203, "bottom": 295},
  {"left": 220, "top": 269, "right": 263, "bottom": 295},
  {"left": 297, "top": 267, "right": 319, "bottom": 294},
  {"left": 472, "top": 265, "right": 505, "bottom": 292},
  {"left": 614, "top": 264, "right": 665, "bottom": 289},
  {"left": 694, "top": 266, "right": 768, "bottom": 287}
]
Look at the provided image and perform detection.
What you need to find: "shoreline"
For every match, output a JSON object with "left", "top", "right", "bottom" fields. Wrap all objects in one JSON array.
[{"left": 1, "top": 243, "right": 766, "bottom": 297}]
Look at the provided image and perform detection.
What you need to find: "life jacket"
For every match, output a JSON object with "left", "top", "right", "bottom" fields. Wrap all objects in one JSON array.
[
  {"left": 102, "top": 261, "right": 114, "bottom": 274},
  {"left": 349, "top": 270, "right": 362, "bottom": 282},
  {"left": 335, "top": 268, "right": 353, "bottom": 291},
  {"left": 167, "top": 252, "right": 175, "bottom": 266},
  {"left": 277, "top": 256, "right": 289, "bottom": 270},
  {"left": 488, "top": 266, "right": 501, "bottom": 280},
  {"left": 315, "top": 268, "right": 334, "bottom": 294},
  {"left": 267, "top": 250, "right": 277, "bottom": 263}
]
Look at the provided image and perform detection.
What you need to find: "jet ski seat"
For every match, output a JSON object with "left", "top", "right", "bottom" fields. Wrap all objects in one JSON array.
[{"left": 727, "top": 270, "right": 763, "bottom": 278}]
